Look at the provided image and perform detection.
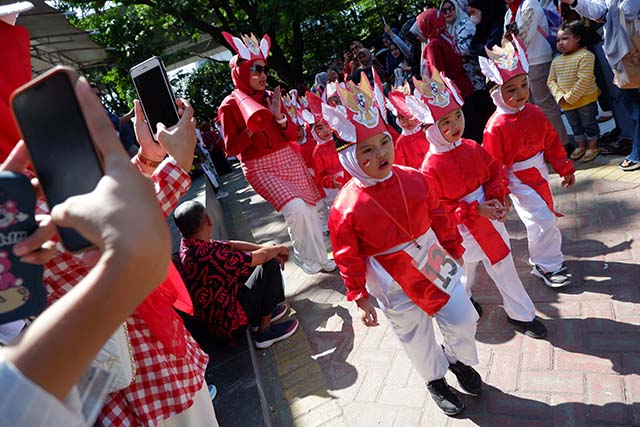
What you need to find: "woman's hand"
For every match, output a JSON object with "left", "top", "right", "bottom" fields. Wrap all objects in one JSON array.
[
  {"left": 268, "top": 86, "right": 283, "bottom": 119},
  {"left": 132, "top": 99, "right": 167, "bottom": 164},
  {"left": 0, "top": 141, "right": 58, "bottom": 265},
  {"left": 356, "top": 297, "right": 379, "bottom": 327},
  {"left": 156, "top": 98, "right": 198, "bottom": 173}
]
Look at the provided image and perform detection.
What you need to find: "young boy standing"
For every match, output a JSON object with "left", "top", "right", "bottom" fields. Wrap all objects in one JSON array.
[{"left": 480, "top": 38, "right": 576, "bottom": 288}]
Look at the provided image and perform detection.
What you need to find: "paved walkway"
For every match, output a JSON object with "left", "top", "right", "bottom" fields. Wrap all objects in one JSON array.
[{"left": 219, "top": 151, "right": 640, "bottom": 427}]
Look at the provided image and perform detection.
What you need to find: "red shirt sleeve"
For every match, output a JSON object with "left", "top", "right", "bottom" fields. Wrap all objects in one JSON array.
[
  {"left": 542, "top": 117, "right": 575, "bottom": 177},
  {"left": 329, "top": 194, "right": 369, "bottom": 301}
]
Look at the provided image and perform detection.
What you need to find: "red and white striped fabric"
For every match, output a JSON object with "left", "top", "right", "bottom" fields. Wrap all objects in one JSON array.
[
  {"left": 38, "top": 158, "right": 209, "bottom": 427},
  {"left": 242, "top": 145, "right": 322, "bottom": 211}
]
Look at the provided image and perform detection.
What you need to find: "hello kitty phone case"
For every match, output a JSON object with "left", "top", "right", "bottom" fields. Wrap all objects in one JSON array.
[{"left": 0, "top": 172, "right": 45, "bottom": 325}]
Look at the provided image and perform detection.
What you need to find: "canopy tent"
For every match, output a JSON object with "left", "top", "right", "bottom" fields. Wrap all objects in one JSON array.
[{"left": 4, "top": 0, "right": 108, "bottom": 74}]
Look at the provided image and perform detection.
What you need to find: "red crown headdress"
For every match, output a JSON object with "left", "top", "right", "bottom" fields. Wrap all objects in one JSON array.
[
  {"left": 321, "top": 73, "right": 388, "bottom": 151},
  {"left": 411, "top": 69, "right": 464, "bottom": 122},
  {"left": 222, "top": 32, "right": 270, "bottom": 61},
  {"left": 479, "top": 37, "right": 529, "bottom": 85}
]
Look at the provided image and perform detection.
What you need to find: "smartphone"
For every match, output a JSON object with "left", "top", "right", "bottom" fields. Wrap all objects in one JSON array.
[
  {"left": 0, "top": 172, "right": 45, "bottom": 324},
  {"left": 130, "top": 56, "right": 179, "bottom": 139},
  {"left": 11, "top": 67, "right": 104, "bottom": 252}
]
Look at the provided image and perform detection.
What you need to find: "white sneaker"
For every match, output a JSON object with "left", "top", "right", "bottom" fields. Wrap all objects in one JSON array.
[
  {"left": 321, "top": 259, "right": 337, "bottom": 272},
  {"left": 531, "top": 264, "right": 571, "bottom": 288},
  {"left": 216, "top": 190, "right": 229, "bottom": 199}
]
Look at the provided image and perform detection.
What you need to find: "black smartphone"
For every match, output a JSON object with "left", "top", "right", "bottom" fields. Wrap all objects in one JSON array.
[
  {"left": 0, "top": 172, "right": 46, "bottom": 324},
  {"left": 130, "top": 56, "right": 179, "bottom": 139},
  {"left": 11, "top": 67, "right": 104, "bottom": 252}
]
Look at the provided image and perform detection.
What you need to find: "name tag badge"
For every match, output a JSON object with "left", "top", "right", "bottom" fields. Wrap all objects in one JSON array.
[{"left": 411, "top": 242, "right": 462, "bottom": 296}]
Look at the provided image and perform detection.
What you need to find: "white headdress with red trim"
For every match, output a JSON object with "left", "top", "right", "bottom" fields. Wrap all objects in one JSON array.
[
  {"left": 222, "top": 32, "right": 270, "bottom": 61},
  {"left": 479, "top": 37, "right": 529, "bottom": 85},
  {"left": 321, "top": 73, "right": 388, "bottom": 150},
  {"left": 411, "top": 69, "right": 464, "bottom": 122}
]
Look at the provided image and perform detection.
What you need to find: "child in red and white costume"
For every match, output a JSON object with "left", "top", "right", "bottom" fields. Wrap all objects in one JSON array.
[
  {"left": 387, "top": 90, "right": 430, "bottom": 170},
  {"left": 480, "top": 38, "right": 576, "bottom": 288},
  {"left": 306, "top": 92, "right": 348, "bottom": 204},
  {"left": 416, "top": 70, "right": 546, "bottom": 339},
  {"left": 218, "top": 33, "right": 334, "bottom": 275},
  {"left": 326, "top": 73, "right": 481, "bottom": 416}
]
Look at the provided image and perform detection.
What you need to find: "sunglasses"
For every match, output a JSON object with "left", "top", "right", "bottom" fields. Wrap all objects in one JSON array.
[
  {"left": 442, "top": 5, "right": 455, "bottom": 13},
  {"left": 250, "top": 64, "right": 270, "bottom": 75}
]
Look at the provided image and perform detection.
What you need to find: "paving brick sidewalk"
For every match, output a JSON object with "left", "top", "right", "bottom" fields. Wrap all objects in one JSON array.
[{"left": 220, "top": 155, "right": 640, "bottom": 427}]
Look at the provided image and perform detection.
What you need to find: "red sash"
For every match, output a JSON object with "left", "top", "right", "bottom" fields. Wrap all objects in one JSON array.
[
  {"left": 374, "top": 250, "right": 450, "bottom": 316},
  {"left": 513, "top": 167, "right": 563, "bottom": 217},
  {"left": 463, "top": 213, "right": 510, "bottom": 265}
]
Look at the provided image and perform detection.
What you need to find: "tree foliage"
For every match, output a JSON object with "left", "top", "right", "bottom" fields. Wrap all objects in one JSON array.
[
  {"left": 171, "top": 60, "right": 235, "bottom": 122},
  {"left": 55, "top": 0, "right": 431, "bottom": 115}
]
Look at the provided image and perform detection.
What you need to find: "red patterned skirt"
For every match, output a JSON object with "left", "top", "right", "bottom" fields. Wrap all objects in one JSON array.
[{"left": 242, "top": 145, "right": 322, "bottom": 211}]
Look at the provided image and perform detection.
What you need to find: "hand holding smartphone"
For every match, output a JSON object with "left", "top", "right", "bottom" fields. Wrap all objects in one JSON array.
[
  {"left": 130, "top": 57, "right": 179, "bottom": 141},
  {"left": 10, "top": 67, "right": 104, "bottom": 252}
]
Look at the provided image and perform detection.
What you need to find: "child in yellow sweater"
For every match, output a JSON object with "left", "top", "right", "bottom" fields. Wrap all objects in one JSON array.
[{"left": 547, "top": 20, "right": 601, "bottom": 162}]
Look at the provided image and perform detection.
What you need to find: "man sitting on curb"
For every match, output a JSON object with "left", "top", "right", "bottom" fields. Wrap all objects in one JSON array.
[{"left": 174, "top": 201, "right": 299, "bottom": 349}]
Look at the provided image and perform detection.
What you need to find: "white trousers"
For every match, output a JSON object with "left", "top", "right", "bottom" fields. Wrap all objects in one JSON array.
[
  {"left": 460, "top": 220, "right": 536, "bottom": 322},
  {"left": 368, "top": 270, "right": 479, "bottom": 383},
  {"left": 280, "top": 198, "right": 329, "bottom": 265},
  {"left": 508, "top": 172, "right": 564, "bottom": 273},
  {"left": 316, "top": 189, "right": 339, "bottom": 233},
  {"left": 156, "top": 383, "right": 218, "bottom": 427}
]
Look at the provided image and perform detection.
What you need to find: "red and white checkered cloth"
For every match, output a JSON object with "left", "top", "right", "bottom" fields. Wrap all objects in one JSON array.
[
  {"left": 38, "top": 158, "right": 209, "bottom": 427},
  {"left": 242, "top": 145, "right": 322, "bottom": 211}
]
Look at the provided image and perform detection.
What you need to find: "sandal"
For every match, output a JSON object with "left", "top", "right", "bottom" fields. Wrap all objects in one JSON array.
[
  {"left": 582, "top": 148, "right": 600, "bottom": 162},
  {"left": 569, "top": 146, "right": 585, "bottom": 160},
  {"left": 619, "top": 159, "right": 640, "bottom": 171},
  {"left": 601, "top": 139, "right": 632, "bottom": 155}
]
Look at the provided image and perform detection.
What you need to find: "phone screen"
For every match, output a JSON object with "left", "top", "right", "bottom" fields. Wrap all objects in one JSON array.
[
  {"left": 12, "top": 72, "right": 103, "bottom": 252},
  {"left": 132, "top": 64, "right": 178, "bottom": 135}
]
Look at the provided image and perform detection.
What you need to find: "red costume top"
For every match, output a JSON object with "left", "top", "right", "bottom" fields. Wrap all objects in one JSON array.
[
  {"left": 312, "top": 141, "right": 347, "bottom": 189},
  {"left": 421, "top": 139, "right": 511, "bottom": 264},
  {"left": 218, "top": 92, "right": 297, "bottom": 161},
  {"left": 329, "top": 166, "right": 464, "bottom": 315},
  {"left": 394, "top": 129, "right": 430, "bottom": 170},
  {"left": 483, "top": 104, "right": 575, "bottom": 216}
]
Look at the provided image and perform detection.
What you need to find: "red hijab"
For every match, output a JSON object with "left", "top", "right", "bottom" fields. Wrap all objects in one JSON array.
[
  {"left": 416, "top": 9, "right": 460, "bottom": 54},
  {"left": 230, "top": 55, "right": 266, "bottom": 102}
]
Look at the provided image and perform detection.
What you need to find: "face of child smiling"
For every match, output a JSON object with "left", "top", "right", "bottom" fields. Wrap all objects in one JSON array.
[
  {"left": 437, "top": 109, "right": 464, "bottom": 143},
  {"left": 500, "top": 74, "right": 529, "bottom": 109},
  {"left": 314, "top": 121, "right": 333, "bottom": 141},
  {"left": 356, "top": 132, "right": 394, "bottom": 179}
]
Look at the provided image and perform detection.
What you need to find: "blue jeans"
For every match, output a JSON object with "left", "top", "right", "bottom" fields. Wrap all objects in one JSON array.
[
  {"left": 621, "top": 88, "right": 640, "bottom": 163},
  {"left": 590, "top": 41, "right": 634, "bottom": 139},
  {"left": 564, "top": 102, "right": 599, "bottom": 143}
]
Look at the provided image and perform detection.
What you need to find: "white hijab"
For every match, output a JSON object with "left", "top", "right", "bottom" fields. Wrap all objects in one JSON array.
[
  {"left": 311, "top": 126, "right": 332, "bottom": 145},
  {"left": 491, "top": 85, "right": 526, "bottom": 115},
  {"left": 426, "top": 121, "right": 463, "bottom": 154},
  {"left": 338, "top": 134, "right": 394, "bottom": 187}
]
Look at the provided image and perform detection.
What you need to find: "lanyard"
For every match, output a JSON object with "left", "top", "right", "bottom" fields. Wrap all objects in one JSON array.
[{"left": 366, "top": 174, "right": 422, "bottom": 250}]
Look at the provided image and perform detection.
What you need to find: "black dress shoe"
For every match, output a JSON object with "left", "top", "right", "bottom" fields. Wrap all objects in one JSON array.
[
  {"left": 507, "top": 316, "right": 548, "bottom": 339},
  {"left": 426, "top": 378, "right": 465, "bottom": 416},
  {"left": 448, "top": 361, "right": 482, "bottom": 396},
  {"left": 470, "top": 297, "right": 483, "bottom": 318}
]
